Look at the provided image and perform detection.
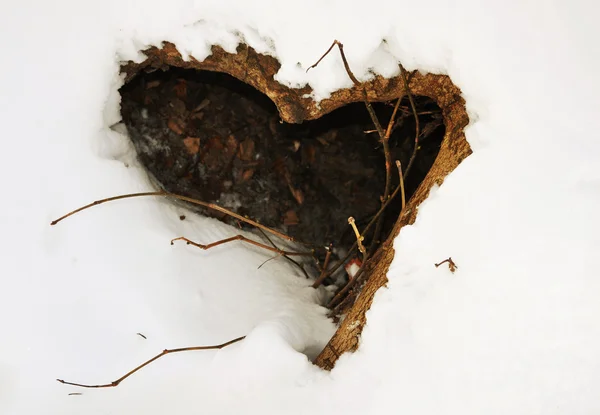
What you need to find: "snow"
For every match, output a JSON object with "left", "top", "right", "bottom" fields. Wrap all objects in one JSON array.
[{"left": 1, "top": 0, "right": 599, "bottom": 414}]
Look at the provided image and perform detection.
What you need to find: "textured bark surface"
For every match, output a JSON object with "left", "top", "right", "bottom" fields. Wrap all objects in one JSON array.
[{"left": 121, "top": 41, "right": 472, "bottom": 369}]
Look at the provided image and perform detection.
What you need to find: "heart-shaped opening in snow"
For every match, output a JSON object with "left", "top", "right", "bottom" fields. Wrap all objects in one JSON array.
[
  {"left": 119, "top": 42, "right": 471, "bottom": 368},
  {"left": 119, "top": 67, "right": 444, "bottom": 272}
]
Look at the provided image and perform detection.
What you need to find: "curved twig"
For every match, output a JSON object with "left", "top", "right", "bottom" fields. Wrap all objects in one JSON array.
[
  {"left": 56, "top": 336, "right": 245, "bottom": 389},
  {"left": 50, "top": 191, "right": 297, "bottom": 244}
]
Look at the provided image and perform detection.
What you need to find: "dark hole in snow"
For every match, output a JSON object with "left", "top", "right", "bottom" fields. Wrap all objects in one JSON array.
[{"left": 119, "top": 68, "right": 444, "bottom": 272}]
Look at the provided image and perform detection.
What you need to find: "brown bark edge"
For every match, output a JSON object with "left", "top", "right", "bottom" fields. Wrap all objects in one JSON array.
[{"left": 121, "top": 41, "right": 472, "bottom": 369}]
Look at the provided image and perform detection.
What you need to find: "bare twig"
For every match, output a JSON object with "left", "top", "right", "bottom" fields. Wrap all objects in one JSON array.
[
  {"left": 347, "top": 217, "right": 366, "bottom": 255},
  {"left": 396, "top": 160, "right": 406, "bottom": 210},
  {"left": 308, "top": 40, "right": 385, "bottom": 141},
  {"left": 399, "top": 64, "right": 420, "bottom": 178},
  {"left": 56, "top": 336, "right": 245, "bottom": 389},
  {"left": 257, "top": 228, "right": 311, "bottom": 279},
  {"left": 50, "top": 191, "right": 304, "bottom": 245},
  {"left": 312, "top": 244, "right": 333, "bottom": 288},
  {"left": 435, "top": 257, "right": 458, "bottom": 273},
  {"left": 171, "top": 236, "right": 312, "bottom": 257},
  {"left": 257, "top": 254, "right": 280, "bottom": 270},
  {"left": 136, "top": 333, "right": 147, "bottom": 340}
]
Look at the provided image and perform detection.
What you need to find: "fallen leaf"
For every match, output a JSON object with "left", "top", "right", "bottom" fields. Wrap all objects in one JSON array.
[
  {"left": 168, "top": 118, "right": 185, "bottom": 135},
  {"left": 240, "top": 169, "right": 255, "bottom": 182},
  {"left": 174, "top": 79, "right": 187, "bottom": 98},
  {"left": 192, "top": 99, "right": 211, "bottom": 113},
  {"left": 183, "top": 137, "right": 200, "bottom": 154}
]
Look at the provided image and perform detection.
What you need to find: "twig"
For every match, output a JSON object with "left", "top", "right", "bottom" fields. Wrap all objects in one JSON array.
[
  {"left": 396, "top": 160, "right": 406, "bottom": 210},
  {"left": 327, "top": 267, "right": 365, "bottom": 308},
  {"left": 399, "top": 64, "right": 420, "bottom": 178},
  {"left": 308, "top": 40, "right": 385, "bottom": 141},
  {"left": 435, "top": 257, "right": 458, "bottom": 273},
  {"left": 50, "top": 191, "right": 302, "bottom": 245},
  {"left": 256, "top": 228, "right": 311, "bottom": 279},
  {"left": 312, "top": 244, "right": 332, "bottom": 288},
  {"left": 136, "top": 333, "right": 147, "bottom": 340},
  {"left": 171, "top": 235, "right": 312, "bottom": 257},
  {"left": 257, "top": 254, "right": 280, "bottom": 270},
  {"left": 369, "top": 97, "right": 402, "bottom": 252},
  {"left": 347, "top": 217, "right": 366, "bottom": 255},
  {"left": 56, "top": 336, "right": 245, "bottom": 389}
]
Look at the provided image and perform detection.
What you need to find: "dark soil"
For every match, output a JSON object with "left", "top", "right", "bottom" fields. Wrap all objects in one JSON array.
[{"left": 120, "top": 68, "right": 444, "bottom": 266}]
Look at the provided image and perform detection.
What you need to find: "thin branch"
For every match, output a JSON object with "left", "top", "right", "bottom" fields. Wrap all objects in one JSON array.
[
  {"left": 257, "top": 254, "right": 280, "bottom": 270},
  {"left": 369, "top": 97, "right": 402, "bottom": 253},
  {"left": 50, "top": 191, "right": 299, "bottom": 244},
  {"left": 435, "top": 257, "right": 458, "bottom": 273},
  {"left": 348, "top": 217, "right": 367, "bottom": 264},
  {"left": 256, "top": 228, "right": 311, "bottom": 278},
  {"left": 56, "top": 336, "right": 245, "bottom": 389},
  {"left": 396, "top": 160, "right": 406, "bottom": 210},
  {"left": 399, "top": 64, "right": 420, "bottom": 178},
  {"left": 312, "top": 244, "right": 332, "bottom": 288},
  {"left": 327, "top": 267, "right": 365, "bottom": 308},
  {"left": 305, "top": 40, "right": 338, "bottom": 73},
  {"left": 171, "top": 235, "right": 312, "bottom": 257},
  {"left": 307, "top": 40, "right": 385, "bottom": 139}
]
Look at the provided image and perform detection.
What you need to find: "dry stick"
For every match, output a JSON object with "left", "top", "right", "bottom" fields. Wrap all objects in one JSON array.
[
  {"left": 327, "top": 160, "right": 405, "bottom": 309},
  {"left": 171, "top": 236, "right": 312, "bottom": 257},
  {"left": 312, "top": 245, "right": 333, "bottom": 288},
  {"left": 399, "top": 64, "right": 420, "bottom": 178},
  {"left": 256, "top": 228, "right": 311, "bottom": 279},
  {"left": 369, "top": 97, "right": 403, "bottom": 253},
  {"left": 257, "top": 254, "right": 279, "bottom": 270},
  {"left": 50, "top": 191, "right": 314, "bottom": 251},
  {"left": 56, "top": 336, "right": 245, "bottom": 389},
  {"left": 307, "top": 40, "right": 385, "bottom": 141}
]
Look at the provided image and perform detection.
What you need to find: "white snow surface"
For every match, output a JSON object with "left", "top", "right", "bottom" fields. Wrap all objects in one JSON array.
[{"left": 1, "top": 0, "right": 600, "bottom": 414}]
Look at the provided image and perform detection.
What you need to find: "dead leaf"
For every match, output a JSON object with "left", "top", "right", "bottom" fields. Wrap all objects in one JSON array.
[
  {"left": 240, "top": 169, "right": 255, "bottom": 182},
  {"left": 183, "top": 137, "right": 200, "bottom": 154},
  {"left": 167, "top": 118, "right": 185, "bottom": 135},
  {"left": 192, "top": 99, "right": 211, "bottom": 113},
  {"left": 174, "top": 79, "right": 187, "bottom": 98},
  {"left": 146, "top": 80, "right": 161, "bottom": 89}
]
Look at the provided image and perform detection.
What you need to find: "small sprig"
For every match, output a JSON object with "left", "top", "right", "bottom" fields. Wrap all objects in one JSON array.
[
  {"left": 347, "top": 217, "right": 366, "bottom": 254},
  {"left": 435, "top": 257, "right": 458, "bottom": 273}
]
